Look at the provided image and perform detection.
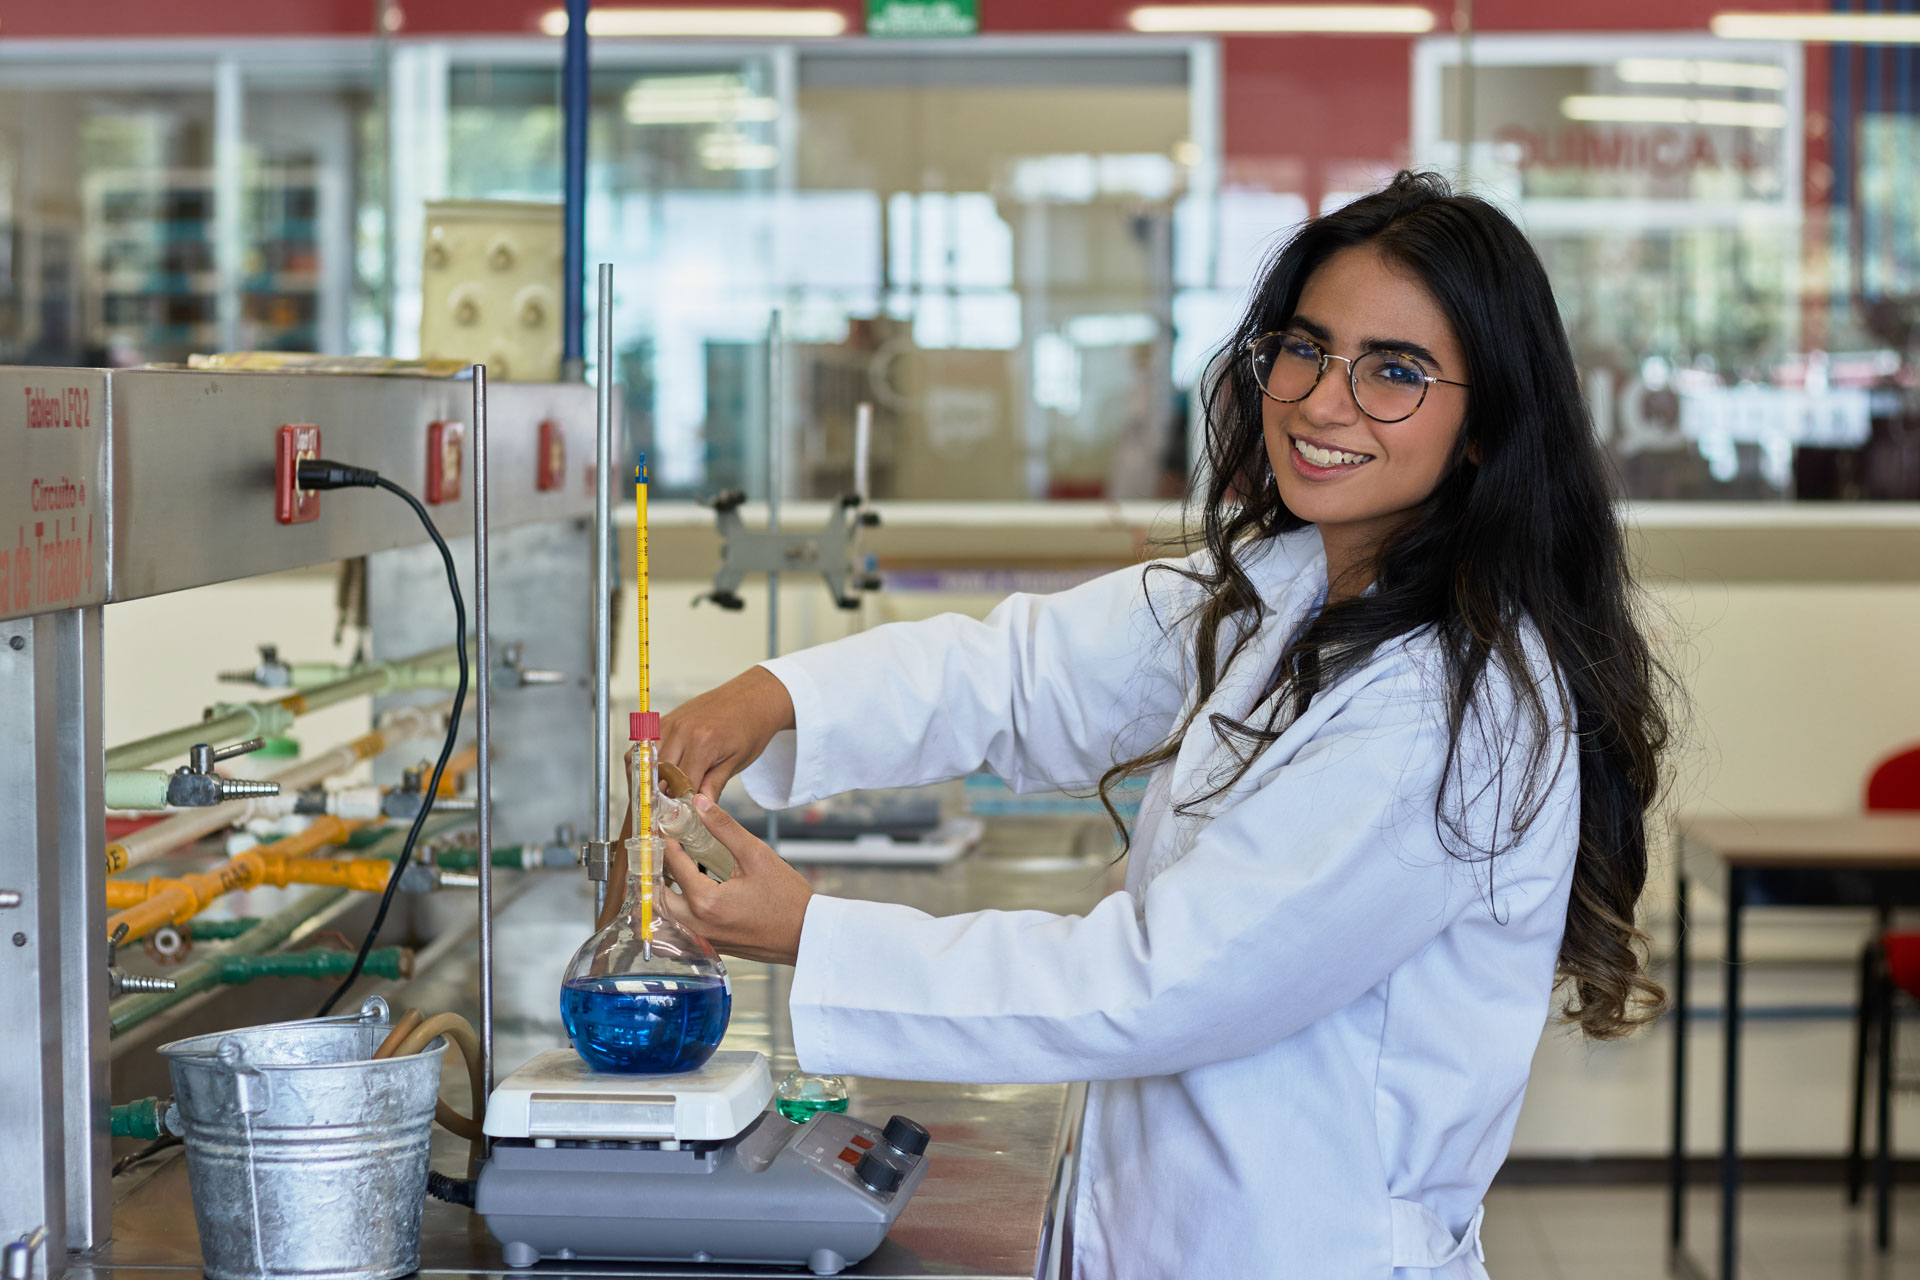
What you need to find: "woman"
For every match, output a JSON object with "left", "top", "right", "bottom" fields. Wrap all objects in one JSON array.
[{"left": 652, "top": 171, "right": 1671, "bottom": 1279}]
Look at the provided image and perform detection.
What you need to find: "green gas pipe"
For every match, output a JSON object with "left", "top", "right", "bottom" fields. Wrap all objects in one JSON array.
[
  {"left": 109, "top": 888, "right": 347, "bottom": 1036},
  {"left": 212, "top": 948, "right": 410, "bottom": 986},
  {"left": 184, "top": 918, "right": 261, "bottom": 941},
  {"left": 110, "top": 1097, "right": 166, "bottom": 1141}
]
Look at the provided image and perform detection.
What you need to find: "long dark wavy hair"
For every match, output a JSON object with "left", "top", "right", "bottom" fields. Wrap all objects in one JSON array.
[{"left": 1099, "top": 171, "right": 1672, "bottom": 1040}]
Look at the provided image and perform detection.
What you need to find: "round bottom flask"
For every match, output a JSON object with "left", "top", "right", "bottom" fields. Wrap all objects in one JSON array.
[{"left": 560, "top": 839, "right": 730, "bottom": 1074}]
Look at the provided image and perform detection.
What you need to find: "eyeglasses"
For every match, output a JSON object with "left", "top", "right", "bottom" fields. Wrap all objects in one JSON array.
[{"left": 1244, "top": 331, "right": 1468, "bottom": 424}]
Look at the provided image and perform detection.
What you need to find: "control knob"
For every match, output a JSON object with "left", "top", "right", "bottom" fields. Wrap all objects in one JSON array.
[
  {"left": 882, "top": 1114, "right": 929, "bottom": 1158},
  {"left": 855, "top": 1151, "right": 902, "bottom": 1195}
]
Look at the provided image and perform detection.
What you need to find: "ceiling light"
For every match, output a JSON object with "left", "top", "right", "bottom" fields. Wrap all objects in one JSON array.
[
  {"left": 624, "top": 76, "right": 780, "bottom": 124},
  {"left": 698, "top": 132, "right": 780, "bottom": 171},
  {"left": 1127, "top": 5, "right": 1436, "bottom": 34},
  {"left": 1614, "top": 57, "right": 1787, "bottom": 90},
  {"left": 1710, "top": 11, "right": 1920, "bottom": 43},
  {"left": 540, "top": 7, "right": 848, "bottom": 37},
  {"left": 1560, "top": 94, "right": 1788, "bottom": 128}
]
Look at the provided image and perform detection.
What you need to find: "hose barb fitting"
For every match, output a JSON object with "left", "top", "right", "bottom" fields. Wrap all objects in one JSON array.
[
  {"left": 107, "top": 923, "right": 179, "bottom": 998},
  {"left": 166, "top": 739, "right": 283, "bottom": 807}
]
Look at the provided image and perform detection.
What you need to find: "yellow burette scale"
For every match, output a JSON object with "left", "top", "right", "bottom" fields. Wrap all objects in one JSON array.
[{"left": 631, "top": 455, "right": 657, "bottom": 960}]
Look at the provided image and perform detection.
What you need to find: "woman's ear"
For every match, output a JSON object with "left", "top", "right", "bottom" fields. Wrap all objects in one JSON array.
[{"left": 1464, "top": 435, "right": 1482, "bottom": 466}]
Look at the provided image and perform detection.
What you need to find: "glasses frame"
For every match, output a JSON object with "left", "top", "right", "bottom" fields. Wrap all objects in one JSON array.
[{"left": 1243, "top": 331, "right": 1469, "bottom": 424}]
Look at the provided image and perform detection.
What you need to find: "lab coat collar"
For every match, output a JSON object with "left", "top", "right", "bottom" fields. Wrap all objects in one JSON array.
[{"left": 1140, "top": 529, "right": 1331, "bottom": 883}]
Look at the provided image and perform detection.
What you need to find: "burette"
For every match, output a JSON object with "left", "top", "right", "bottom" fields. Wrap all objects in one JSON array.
[{"left": 632, "top": 455, "right": 656, "bottom": 960}]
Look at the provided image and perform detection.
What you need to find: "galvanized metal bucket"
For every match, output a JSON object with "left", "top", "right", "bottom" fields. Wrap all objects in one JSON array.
[{"left": 158, "top": 996, "right": 447, "bottom": 1280}]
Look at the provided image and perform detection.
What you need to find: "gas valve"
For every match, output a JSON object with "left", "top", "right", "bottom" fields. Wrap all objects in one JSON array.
[{"left": 167, "top": 739, "right": 281, "bottom": 807}]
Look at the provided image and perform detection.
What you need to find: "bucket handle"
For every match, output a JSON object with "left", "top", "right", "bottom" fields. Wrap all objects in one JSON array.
[
  {"left": 346, "top": 994, "right": 392, "bottom": 1028},
  {"left": 213, "top": 1039, "right": 271, "bottom": 1116},
  {"left": 164, "top": 997, "right": 392, "bottom": 1089}
]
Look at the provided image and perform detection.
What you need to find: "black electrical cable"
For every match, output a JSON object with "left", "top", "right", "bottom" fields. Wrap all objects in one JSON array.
[
  {"left": 426, "top": 1171, "right": 477, "bottom": 1207},
  {"left": 111, "top": 1132, "right": 182, "bottom": 1178},
  {"left": 300, "top": 461, "right": 469, "bottom": 1018}
]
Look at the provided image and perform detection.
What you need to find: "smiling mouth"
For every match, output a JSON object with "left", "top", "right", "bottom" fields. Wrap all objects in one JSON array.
[{"left": 1292, "top": 436, "right": 1375, "bottom": 468}]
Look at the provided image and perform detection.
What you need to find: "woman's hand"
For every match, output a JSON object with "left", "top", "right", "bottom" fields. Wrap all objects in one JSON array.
[
  {"left": 660, "top": 666, "right": 796, "bottom": 801},
  {"left": 657, "top": 793, "right": 812, "bottom": 966}
]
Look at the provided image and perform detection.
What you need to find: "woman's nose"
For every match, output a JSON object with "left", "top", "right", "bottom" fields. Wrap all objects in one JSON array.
[{"left": 1299, "top": 356, "right": 1361, "bottom": 424}]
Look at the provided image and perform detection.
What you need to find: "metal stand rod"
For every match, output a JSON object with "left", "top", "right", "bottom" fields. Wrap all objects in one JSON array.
[
  {"left": 1720, "top": 867, "right": 1744, "bottom": 1280},
  {"left": 591, "top": 263, "right": 614, "bottom": 922},
  {"left": 1669, "top": 871, "right": 1688, "bottom": 1252},
  {"left": 472, "top": 364, "right": 496, "bottom": 1114},
  {"left": 854, "top": 401, "right": 873, "bottom": 504},
  {"left": 765, "top": 309, "right": 781, "bottom": 852}
]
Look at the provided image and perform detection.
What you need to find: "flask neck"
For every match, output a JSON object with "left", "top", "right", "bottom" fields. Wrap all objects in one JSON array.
[
  {"left": 614, "top": 847, "right": 665, "bottom": 919},
  {"left": 587, "top": 857, "right": 723, "bottom": 969},
  {"left": 616, "top": 868, "right": 667, "bottom": 903}
]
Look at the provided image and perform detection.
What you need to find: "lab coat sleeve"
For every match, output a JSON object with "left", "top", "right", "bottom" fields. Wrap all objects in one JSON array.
[
  {"left": 788, "top": 648, "right": 1567, "bottom": 1083},
  {"left": 742, "top": 557, "right": 1206, "bottom": 808}
]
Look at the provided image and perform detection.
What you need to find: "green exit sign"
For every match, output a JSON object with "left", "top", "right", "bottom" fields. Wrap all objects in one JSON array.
[{"left": 866, "top": 0, "right": 978, "bottom": 37}]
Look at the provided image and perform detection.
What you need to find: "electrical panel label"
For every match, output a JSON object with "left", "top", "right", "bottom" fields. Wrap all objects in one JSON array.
[{"left": 1, "top": 371, "right": 110, "bottom": 621}]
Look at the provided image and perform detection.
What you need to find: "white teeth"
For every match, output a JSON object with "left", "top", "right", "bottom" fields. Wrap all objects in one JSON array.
[{"left": 1293, "top": 438, "right": 1372, "bottom": 468}]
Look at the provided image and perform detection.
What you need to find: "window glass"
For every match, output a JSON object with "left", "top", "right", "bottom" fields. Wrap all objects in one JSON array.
[
  {"left": 0, "top": 55, "right": 379, "bottom": 369},
  {"left": 0, "top": 82, "right": 216, "bottom": 366},
  {"left": 792, "top": 72, "right": 1191, "bottom": 500},
  {"left": 1411, "top": 36, "right": 1919, "bottom": 501}
]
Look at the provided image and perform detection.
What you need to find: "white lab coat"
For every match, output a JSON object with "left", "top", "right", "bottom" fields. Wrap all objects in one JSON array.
[{"left": 743, "top": 527, "right": 1578, "bottom": 1280}]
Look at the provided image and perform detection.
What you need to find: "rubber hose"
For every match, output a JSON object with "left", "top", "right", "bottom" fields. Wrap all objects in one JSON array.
[
  {"left": 373, "top": 1007, "right": 426, "bottom": 1059},
  {"left": 397, "top": 1013, "right": 487, "bottom": 1147},
  {"left": 382, "top": 1009, "right": 487, "bottom": 1177}
]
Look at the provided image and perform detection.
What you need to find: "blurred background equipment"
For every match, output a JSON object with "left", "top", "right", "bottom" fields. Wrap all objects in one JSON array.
[{"left": 419, "top": 201, "right": 563, "bottom": 383}]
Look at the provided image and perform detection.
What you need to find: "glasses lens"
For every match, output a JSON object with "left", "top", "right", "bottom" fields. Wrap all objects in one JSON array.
[
  {"left": 1352, "top": 351, "right": 1430, "bottom": 421},
  {"left": 1250, "top": 334, "right": 1323, "bottom": 402}
]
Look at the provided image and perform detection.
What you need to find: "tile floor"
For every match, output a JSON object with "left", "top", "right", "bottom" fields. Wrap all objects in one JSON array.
[{"left": 1481, "top": 1184, "right": 1920, "bottom": 1279}]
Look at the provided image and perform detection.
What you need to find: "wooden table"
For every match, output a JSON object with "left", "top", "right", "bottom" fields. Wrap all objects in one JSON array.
[{"left": 1670, "top": 814, "right": 1920, "bottom": 1280}]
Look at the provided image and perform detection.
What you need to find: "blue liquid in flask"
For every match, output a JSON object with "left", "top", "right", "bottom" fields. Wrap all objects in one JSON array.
[{"left": 560, "top": 975, "right": 731, "bottom": 1074}]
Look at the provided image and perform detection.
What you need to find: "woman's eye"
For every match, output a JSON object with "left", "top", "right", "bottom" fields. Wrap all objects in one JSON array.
[
  {"left": 1279, "top": 339, "right": 1321, "bottom": 361},
  {"left": 1373, "top": 357, "right": 1427, "bottom": 386}
]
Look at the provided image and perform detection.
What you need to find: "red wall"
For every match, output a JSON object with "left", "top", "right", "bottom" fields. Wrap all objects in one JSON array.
[
  {"left": 1, "top": 0, "right": 1827, "bottom": 205},
  {"left": 2, "top": 0, "right": 1824, "bottom": 39}
]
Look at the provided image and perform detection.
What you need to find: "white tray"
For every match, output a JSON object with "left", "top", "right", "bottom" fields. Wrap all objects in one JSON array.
[{"left": 774, "top": 816, "right": 982, "bottom": 865}]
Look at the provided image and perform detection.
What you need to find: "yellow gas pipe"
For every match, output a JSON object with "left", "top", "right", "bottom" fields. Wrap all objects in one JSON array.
[{"left": 103, "top": 817, "right": 374, "bottom": 942}]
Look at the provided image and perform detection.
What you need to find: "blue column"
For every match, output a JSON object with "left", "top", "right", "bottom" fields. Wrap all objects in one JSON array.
[
  {"left": 1831, "top": 0, "right": 1854, "bottom": 312},
  {"left": 562, "top": 0, "right": 591, "bottom": 373}
]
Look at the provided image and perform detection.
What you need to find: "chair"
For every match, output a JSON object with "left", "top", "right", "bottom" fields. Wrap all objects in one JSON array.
[
  {"left": 1866, "top": 745, "right": 1920, "bottom": 811},
  {"left": 1859, "top": 932, "right": 1920, "bottom": 1250},
  {"left": 1846, "top": 743, "right": 1920, "bottom": 1249}
]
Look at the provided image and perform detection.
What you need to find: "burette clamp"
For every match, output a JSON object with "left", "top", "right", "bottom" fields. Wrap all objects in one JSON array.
[{"left": 580, "top": 841, "right": 615, "bottom": 881}]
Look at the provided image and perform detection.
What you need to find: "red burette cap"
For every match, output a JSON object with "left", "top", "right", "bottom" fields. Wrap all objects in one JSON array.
[{"left": 630, "top": 711, "right": 661, "bottom": 742}]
